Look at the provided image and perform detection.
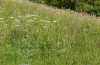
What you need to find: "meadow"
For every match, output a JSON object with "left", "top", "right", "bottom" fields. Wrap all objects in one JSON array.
[{"left": 0, "top": 0, "right": 100, "bottom": 65}]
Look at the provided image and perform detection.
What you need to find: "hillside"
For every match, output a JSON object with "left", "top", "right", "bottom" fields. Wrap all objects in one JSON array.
[{"left": 0, "top": 0, "right": 100, "bottom": 65}]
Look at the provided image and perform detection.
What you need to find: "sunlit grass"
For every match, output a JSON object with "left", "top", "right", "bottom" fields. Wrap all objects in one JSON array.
[{"left": 0, "top": 0, "right": 100, "bottom": 65}]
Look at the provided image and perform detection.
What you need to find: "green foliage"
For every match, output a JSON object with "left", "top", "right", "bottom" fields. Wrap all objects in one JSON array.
[
  {"left": 87, "top": 1, "right": 100, "bottom": 16},
  {"left": 94, "top": 1, "right": 100, "bottom": 6},
  {"left": 76, "top": 2, "right": 93, "bottom": 13},
  {"left": 93, "top": 6, "right": 100, "bottom": 16}
]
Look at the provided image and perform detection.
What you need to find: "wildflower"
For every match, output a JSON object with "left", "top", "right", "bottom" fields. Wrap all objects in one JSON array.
[
  {"left": 13, "top": 24, "right": 20, "bottom": 27},
  {"left": 27, "top": 20, "right": 34, "bottom": 22},
  {"left": 18, "top": 16, "right": 24, "bottom": 18},
  {"left": 53, "top": 21, "right": 57, "bottom": 22},
  {"left": 13, "top": 19, "right": 20, "bottom": 27},
  {"left": 25, "top": 15, "right": 37, "bottom": 17},
  {"left": 40, "top": 19, "right": 46, "bottom": 22},
  {"left": 10, "top": 16, "right": 15, "bottom": 19},
  {"left": 1, "top": 21, "right": 5, "bottom": 22},
  {"left": 15, "top": 19, "right": 20, "bottom": 22},
  {"left": 0, "top": 17, "right": 4, "bottom": 20},
  {"left": 43, "top": 26, "right": 47, "bottom": 28},
  {"left": 64, "top": 27, "right": 68, "bottom": 30},
  {"left": 26, "top": 35, "right": 29, "bottom": 37},
  {"left": 29, "top": 14, "right": 38, "bottom": 17},
  {"left": 25, "top": 14, "right": 37, "bottom": 18}
]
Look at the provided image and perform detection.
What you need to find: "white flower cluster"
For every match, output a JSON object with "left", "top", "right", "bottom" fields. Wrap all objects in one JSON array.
[{"left": 0, "top": 14, "right": 58, "bottom": 29}]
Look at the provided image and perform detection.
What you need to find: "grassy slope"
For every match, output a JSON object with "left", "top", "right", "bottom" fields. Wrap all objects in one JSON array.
[{"left": 0, "top": 0, "right": 100, "bottom": 65}]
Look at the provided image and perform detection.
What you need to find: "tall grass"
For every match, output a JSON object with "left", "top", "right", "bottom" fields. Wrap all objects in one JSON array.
[{"left": 0, "top": 0, "right": 100, "bottom": 65}]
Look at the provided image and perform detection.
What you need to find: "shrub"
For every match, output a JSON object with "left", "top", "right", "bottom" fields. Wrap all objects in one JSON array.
[
  {"left": 94, "top": 1, "right": 100, "bottom": 6},
  {"left": 86, "top": 0, "right": 95, "bottom": 5},
  {"left": 91, "top": 1, "right": 100, "bottom": 16},
  {"left": 46, "top": 0, "right": 69, "bottom": 8},
  {"left": 76, "top": 2, "right": 93, "bottom": 13},
  {"left": 49, "top": 1, "right": 59, "bottom": 7},
  {"left": 93, "top": 6, "right": 100, "bottom": 17}
]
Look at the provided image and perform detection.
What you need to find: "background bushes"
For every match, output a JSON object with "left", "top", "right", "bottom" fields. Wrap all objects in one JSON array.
[
  {"left": 75, "top": 2, "right": 93, "bottom": 12},
  {"left": 29, "top": 0, "right": 100, "bottom": 17}
]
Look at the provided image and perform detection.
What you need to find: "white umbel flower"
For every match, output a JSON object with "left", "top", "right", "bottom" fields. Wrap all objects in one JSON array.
[
  {"left": 53, "top": 21, "right": 57, "bottom": 22},
  {"left": 0, "top": 18, "right": 4, "bottom": 20}
]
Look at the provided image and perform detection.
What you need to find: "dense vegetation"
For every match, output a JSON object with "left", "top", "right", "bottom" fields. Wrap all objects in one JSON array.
[
  {"left": 0, "top": 0, "right": 100, "bottom": 65},
  {"left": 29, "top": 0, "right": 100, "bottom": 17}
]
